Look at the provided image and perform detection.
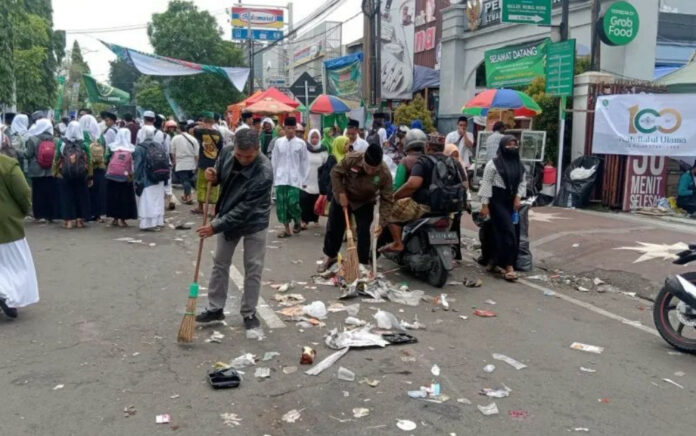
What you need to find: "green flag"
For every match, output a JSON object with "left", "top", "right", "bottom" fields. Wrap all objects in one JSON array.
[{"left": 82, "top": 74, "right": 130, "bottom": 105}]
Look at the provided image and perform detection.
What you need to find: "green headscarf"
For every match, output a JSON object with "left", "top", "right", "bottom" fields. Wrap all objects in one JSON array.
[
  {"left": 321, "top": 127, "right": 333, "bottom": 154},
  {"left": 332, "top": 135, "right": 349, "bottom": 162}
]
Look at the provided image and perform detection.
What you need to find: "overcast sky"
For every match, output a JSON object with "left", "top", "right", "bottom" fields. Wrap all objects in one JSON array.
[{"left": 53, "top": 0, "right": 364, "bottom": 83}]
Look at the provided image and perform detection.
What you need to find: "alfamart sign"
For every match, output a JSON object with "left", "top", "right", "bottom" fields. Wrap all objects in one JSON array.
[{"left": 592, "top": 94, "right": 696, "bottom": 156}]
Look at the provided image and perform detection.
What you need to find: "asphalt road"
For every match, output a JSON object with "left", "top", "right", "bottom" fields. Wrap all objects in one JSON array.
[{"left": 1, "top": 201, "right": 694, "bottom": 435}]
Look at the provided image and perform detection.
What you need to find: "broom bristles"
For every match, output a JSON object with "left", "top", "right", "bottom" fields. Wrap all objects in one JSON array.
[
  {"left": 177, "top": 295, "right": 197, "bottom": 343},
  {"left": 343, "top": 240, "right": 360, "bottom": 283}
]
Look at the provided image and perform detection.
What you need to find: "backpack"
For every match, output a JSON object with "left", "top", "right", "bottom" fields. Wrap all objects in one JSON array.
[
  {"left": 318, "top": 154, "right": 337, "bottom": 196},
  {"left": 90, "top": 141, "right": 105, "bottom": 167},
  {"left": 0, "top": 134, "right": 17, "bottom": 159},
  {"left": 60, "top": 140, "right": 88, "bottom": 180},
  {"left": 139, "top": 139, "right": 171, "bottom": 183},
  {"left": 426, "top": 155, "right": 465, "bottom": 213},
  {"left": 106, "top": 149, "right": 133, "bottom": 182},
  {"left": 37, "top": 138, "right": 56, "bottom": 169}
]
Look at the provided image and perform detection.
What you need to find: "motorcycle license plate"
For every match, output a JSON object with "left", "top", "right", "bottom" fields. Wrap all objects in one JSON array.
[{"left": 427, "top": 231, "right": 459, "bottom": 245}]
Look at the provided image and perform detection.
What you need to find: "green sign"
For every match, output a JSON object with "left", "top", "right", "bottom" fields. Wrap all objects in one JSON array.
[
  {"left": 600, "top": 1, "right": 639, "bottom": 46},
  {"left": 82, "top": 74, "right": 130, "bottom": 105},
  {"left": 502, "top": 0, "right": 552, "bottom": 25},
  {"left": 545, "top": 39, "right": 576, "bottom": 97},
  {"left": 485, "top": 39, "right": 548, "bottom": 88}
]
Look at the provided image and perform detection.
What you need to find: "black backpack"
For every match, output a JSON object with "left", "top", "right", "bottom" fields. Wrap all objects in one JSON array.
[
  {"left": 426, "top": 155, "right": 465, "bottom": 213},
  {"left": 60, "top": 140, "right": 88, "bottom": 180},
  {"left": 139, "top": 139, "right": 171, "bottom": 183},
  {"left": 318, "top": 154, "right": 337, "bottom": 196}
]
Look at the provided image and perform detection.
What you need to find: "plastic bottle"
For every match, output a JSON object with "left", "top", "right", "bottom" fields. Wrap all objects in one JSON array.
[{"left": 511, "top": 211, "right": 519, "bottom": 225}]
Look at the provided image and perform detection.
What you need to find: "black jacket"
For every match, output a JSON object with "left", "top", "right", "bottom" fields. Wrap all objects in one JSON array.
[{"left": 210, "top": 146, "right": 273, "bottom": 238}]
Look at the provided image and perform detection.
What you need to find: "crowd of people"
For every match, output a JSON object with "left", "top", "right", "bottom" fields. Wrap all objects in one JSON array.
[{"left": 0, "top": 107, "right": 527, "bottom": 331}]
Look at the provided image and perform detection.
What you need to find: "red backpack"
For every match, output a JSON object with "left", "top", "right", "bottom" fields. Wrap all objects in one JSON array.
[
  {"left": 106, "top": 149, "right": 133, "bottom": 182},
  {"left": 37, "top": 138, "right": 56, "bottom": 169}
]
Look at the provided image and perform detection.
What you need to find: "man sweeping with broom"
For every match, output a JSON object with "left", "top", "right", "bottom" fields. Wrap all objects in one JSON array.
[
  {"left": 193, "top": 129, "right": 274, "bottom": 338},
  {"left": 317, "top": 141, "right": 394, "bottom": 274}
]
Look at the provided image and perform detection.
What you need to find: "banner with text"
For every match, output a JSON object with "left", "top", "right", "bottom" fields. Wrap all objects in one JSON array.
[
  {"left": 593, "top": 94, "right": 696, "bottom": 156},
  {"left": 622, "top": 156, "right": 667, "bottom": 211},
  {"left": 325, "top": 53, "right": 363, "bottom": 106},
  {"left": 484, "top": 39, "right": 548, "bottom": 88}
]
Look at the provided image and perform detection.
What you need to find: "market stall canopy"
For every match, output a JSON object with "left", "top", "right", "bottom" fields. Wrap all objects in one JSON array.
[
  {"left": 655, "top": 60, "right": 696, "bottom": 93},
  {"left": 309, "top": 94, "right": 351, "bottom": 114},
  {"left": 245, "top": 87, "right": 300, "bottom": 108},
  {"left": 245, "top": 97, "right": 297, "bottom": 115},
  {"left": 462, "top": 88, "right": 542, "bottom": 117},
  {"left": 101, "top": 40, "right": 249, "bottom": 92}
]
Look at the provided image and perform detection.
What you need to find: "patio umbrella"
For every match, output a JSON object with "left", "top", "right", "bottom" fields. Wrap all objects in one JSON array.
[
  {"left": 245, "top": 97, "right": 296, "bottom": 115},
  {"left": 309, "top": 94, "right": 351, "bottom": 114},
  {"left": 462, "top": 88, "right": 542, "bottom": 117}
]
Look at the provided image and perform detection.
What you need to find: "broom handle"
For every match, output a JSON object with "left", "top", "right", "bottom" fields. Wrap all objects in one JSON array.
[
  {"left": 342, "top": 206, "right": 353, "bottom": 240},
  {"left": 372, "top": 196, "right": 379, "bottom": 276},
  {"left": 193, "top": 180, "right": 213, "bottom": 283}
]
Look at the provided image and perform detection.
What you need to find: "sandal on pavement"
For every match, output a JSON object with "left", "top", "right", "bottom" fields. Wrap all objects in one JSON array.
[
  {"left": 504, "top": 271, "right": 518, "bottom": 282},
  {"left": 278, "top": 231, "right": 292, "bottom": 239},
  {"left": 317, "top": 257, "right": 337, "bottom": 273}
]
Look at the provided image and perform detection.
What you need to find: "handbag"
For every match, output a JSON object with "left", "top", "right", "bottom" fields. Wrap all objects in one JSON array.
[{"left": 314, "top": 195, "right": 329, "bottom": 217}]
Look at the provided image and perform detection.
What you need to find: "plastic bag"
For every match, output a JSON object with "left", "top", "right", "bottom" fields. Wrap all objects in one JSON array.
[
  {"left": 314, "top": 194, "right": 329, "bottom": 217},
  {"left": 554, "top": 156, "right": 601, "bottom": 208},
  {"left": 515, "top": 204, "right": 533, "bottom": 272}
]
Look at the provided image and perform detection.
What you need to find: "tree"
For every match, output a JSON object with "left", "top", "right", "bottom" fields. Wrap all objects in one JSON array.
[
  {"left": 394, "top": 94, "right": 434, "bottom": 133},
  {"left": 62, "top": 40, "right": 91, "bottom": 111},
  {"left": 13, "top": 9, "right": 53, "bottom": 110},
  {"left": 134, "top": 76, "right": 170, "bottom": 115},
  {"left": 0, "top": 0, "right": 15, "bottom": 106},
  {"left": 109, "top": 58, "right": 140, "bottom": 98},
  {"left": 145, "top": 0, "right": 245, "bottom": 116}
]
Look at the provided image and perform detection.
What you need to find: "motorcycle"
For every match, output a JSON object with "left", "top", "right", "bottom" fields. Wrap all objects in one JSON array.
[
  {"left": 381, "top": 215, "right": 457, "bottom": 288},
  {"left": 653, "top": 245, "right": 696, "bottom": 353}
]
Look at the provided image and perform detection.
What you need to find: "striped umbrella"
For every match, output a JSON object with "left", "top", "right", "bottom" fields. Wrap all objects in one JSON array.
[
  {"left": 462, "top": 88, "right": 542, "bottom": 117},
  {"left": 309, "top": 94, "right": 351, "bottom": 114}
]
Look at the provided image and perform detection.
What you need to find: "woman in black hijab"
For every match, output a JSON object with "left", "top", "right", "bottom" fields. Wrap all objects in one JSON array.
[{"left": 478, "top": 135, "right": 526, "bottom": 281}]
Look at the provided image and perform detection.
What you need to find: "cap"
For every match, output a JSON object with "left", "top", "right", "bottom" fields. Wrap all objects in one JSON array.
[
  {"left": 364, "top": 143, "right": 383, "bottom": 166},
  {"left": 143, "top": 110, "right": 155, "bottom": 118},
  {"left": 284, "top": 117, "right": 297, "bottom": 127},
  {"left": 164, "top": 120, "right": 177, "bottom": 128},
  {"left": 241, "top": 111, "right": 253, "bottom": 119},
  {"left": 103, "top": 111, "right": 117, "bottom": 121},
  {"left": 200, "top": 110, "right": 215, "bottom": 119},
  {"left": 347, "top": 119, "right": 359, "bottom": 128}
]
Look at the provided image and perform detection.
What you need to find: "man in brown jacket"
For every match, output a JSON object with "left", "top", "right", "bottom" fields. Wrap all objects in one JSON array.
[{"left": 318, "top": 142, "right": 394, "bottom": 272}]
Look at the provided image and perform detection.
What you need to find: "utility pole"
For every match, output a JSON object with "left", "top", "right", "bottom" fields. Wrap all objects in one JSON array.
[
  {"left": 362, "top": 0, "right": 381, "bottom": 107},
  {"left": 248, "top": 10, "right": 254, "bottom": 94},
  {"left": 590, "top": 0, "right": 601, "bottom": 71},
  {"left": 556, "top": 0, "right": 570, "bottom": 191}
]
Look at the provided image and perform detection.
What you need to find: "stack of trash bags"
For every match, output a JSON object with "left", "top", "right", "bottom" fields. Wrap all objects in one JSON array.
[{"left": 554, "top": 156, "right": 602, "bottom": 209}]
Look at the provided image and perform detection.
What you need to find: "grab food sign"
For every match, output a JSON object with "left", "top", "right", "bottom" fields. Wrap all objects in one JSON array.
[
  {"left": 599, "top": 1, "right": 639, "bottom": 46},
  {"left": 622, "top": 156, "right": 667, "bottom": 211}
]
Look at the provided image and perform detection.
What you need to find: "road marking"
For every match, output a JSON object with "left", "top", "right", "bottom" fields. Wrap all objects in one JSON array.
[
  {"left": 229, "top": 264, "right": 286, "bottom": 329},
  {"left": 518, "top": 279, "right": 659, "bottom": 337}
]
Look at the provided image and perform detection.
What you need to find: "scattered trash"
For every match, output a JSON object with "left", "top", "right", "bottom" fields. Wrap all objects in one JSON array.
[
  {"left": 408, "top": 383, "right": 448, "bottom": 403},
  {"left": 345, "top": 316, "right": 367, "bottom": 326},
  {"left": 663, "top": 378, "right": 685, "bottom": 389},
  {"left": 337, "top": 366, "right": 356, "bottom": 382},
  {"left": 326, "top": 326, "right": 390, "bottom": 349},
  {"left": 373, "top": 310, "right": 405, "bottom": 330},
  {"left": 262, "top": 351, "right": 280, "bottom": 361},
  {"left": 527, "top": 274, "right": 549, "bottom": 282},
  {"left": 431, "top": 364, "right": 441, "bottom": 376},
  {"left": 457, "top": 398, "right": 472, "bottom": 405},
  {"left": 474, "top": 309, "right": 496, "bottom": 318},
  {"left": 359, "top": 378, "right": 380, "bottom": 387},
  {"left": 543, "top": 290, "right": 555, "bottom": 296},
  {"left": 155, "top": 414, "right": 170, "bottom": 424},
  {"left": 674, "top": 371, "right": 685, "bottom": 377},
  {"left": 570, "top": 342, "right": 604, "bottom": 354},
  {"left": 353, "top": 408, "right": 370, "bottom": 418},
  {"left": 580, "top": 367, "right": 597, "bottom": 373},
  {"left": 327, "top": 302, "right": 361, "bottom": 316},
  {"left": 508, "top": 410, "right": 530, "bottom": 420},
  {"left": 148, "top": 243, "right": 156, "bottom": 247},
  {"left": 477, "top": 402, "right": 499, "bottom": 416},
  {"left": 272, "top": 281, "right": 296, "bottom": 292},
  {"left": 598, "top": 398, "right": 610, "bottom": 404},
  {"left": 283, "top": 366, "right": 297, "bottom": 375},
  {"left": 492, "top": 353, "right": 527, "bottom": 370},
  {"left": 459, "top": 315, "right": 469, "bottom": 320},
  {"left": 291, "top": 259, "right": 303, "bottom": 264},
  {"left": 485, "top": 299, "right": 497, "bottom": 305},
  {"left": 576, "top": 286, "right": 590, "bottom": 292},
  {"left": 254, "top": 368, "right": 271, "bottom": 379},
  {"left": 274, "top": 293, "right": 306, "bottom": 306},
  {"left": 571, "top": 428, "right": 590, "bottom": 432},
  {"left": 300, "top": 347, "right": 316, "bottom": 365},
  {"left": 303, "top": 301, "right": 328, "bottom": 319},
  {"left": 52, "top": 384, "right": 64, "bottom": 391},
  {"left": 229, "top": 353, "right": 256, "bottom": 369},
  {"left": 207, "top": 367, "right": 241, "bottom": 389},
  {"left": 220, "top": 413, "right": 242, "bottom": 427},
  {"left": 305, "top": 348, "right": 350, "bottom": 376},
  {"left": 593, "top": 277, "right": 605, "bottom": 286},
  {"left": 132, "top": 352, "right": 140, "bottom": 357},
  {"left": 464, "top": 279, "right": 483, "bottom": 288},
  {"left": 396, "top": 419, "right": 417, "bottom": 431},
  {"left": 282, "top": 409, "right": 302, "bottom": 423},
  {"left": 479, "top": 385, "right": 512, "bottom": 398},
  {"left": 668, "top": 351, "right": 683, "bottom": 356},
  {"left": 383, "top": 332, "right": 418, "bottom": 345},
  {"left": 123, "top": 405, "right": 137, "bottom": 417},
  {"left": 483, "top": 364, "right": 496, "bottom": 373},
  {"left": 277, "top": 305, "right": 305, "bottom": 317},
  {"left": 401, "top": 315, "right": 426, "bottom": 330},
  {"left": 170, "top": 394, "right": 179, "bottom": 399},
  {"left": 205, "top": 330, "right": 225, "bottom": 343},
  {"left": 435, "top": 293, "right": 450, "bottom": 310},
  {"left": 572, "top": 243, "right": 580, "bottom": 248},
  {"left": 246, "top": 328, "right": 265, "bottom": 341}
]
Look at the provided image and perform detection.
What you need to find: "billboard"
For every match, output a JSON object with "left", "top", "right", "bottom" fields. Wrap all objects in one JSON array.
[
  {"left": 325, "top": 52, "right": 363, "bottom": 104},
  {"left": 414, "top": 0, "right": 449, "bottom": 69},
  {"left": 380, "top": 0, "right": 416, "bottom": 100},
  {"left": 231, "top": 7, "right": 283, "bottom": 29}
]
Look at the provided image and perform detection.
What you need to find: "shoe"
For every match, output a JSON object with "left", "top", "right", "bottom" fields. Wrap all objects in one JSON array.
[
  {"left": 317, "top": 257, "right": 337, "bottom": 273},
  {"left": 0, "top": 298, "right": 18, "bottom": 318},
  {"left": 243, "top": 314, "right": 260, "bottom": 330},
  {"left": 195, "top": 308, "right": 225, "bottom": 323}
]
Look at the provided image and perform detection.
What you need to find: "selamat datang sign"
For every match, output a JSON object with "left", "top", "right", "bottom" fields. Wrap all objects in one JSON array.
[{"left": 231, "top": 7, "right": 283, "bottom": 29}]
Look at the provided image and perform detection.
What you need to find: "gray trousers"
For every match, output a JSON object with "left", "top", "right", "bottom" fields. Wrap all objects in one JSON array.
[{"left": 207, "top": 229, "right": 267, "bottom": 317}]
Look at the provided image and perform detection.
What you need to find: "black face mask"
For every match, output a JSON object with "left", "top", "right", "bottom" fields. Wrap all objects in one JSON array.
[{"left": 501, "top": 146, "right": 519, "bottom": 158}]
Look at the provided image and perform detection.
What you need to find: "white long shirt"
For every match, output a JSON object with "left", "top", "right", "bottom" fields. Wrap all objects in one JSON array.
[
  {"left": 272, "top": 136, "right": 310, "bottom": 188},
  {"left": 303, "top": 148, "right": 329, "bottom": 195},
  {"left": 445, "top": 130, "right": 474, "bottom": 168},
  {"left": 348, "top": 137, "right": 369, "bottom": 152},
  {"left": 136, "top": 126, "right": 165, "bottom": 146}
]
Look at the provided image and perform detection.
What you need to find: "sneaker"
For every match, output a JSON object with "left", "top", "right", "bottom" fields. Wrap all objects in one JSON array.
[
  {"left": 243, "top": 314, "right": 261, "bottom": 330},
  {"left": 0, "top": 298, "right": 18, "bottom": 318},
  {"left": 195, "top": 308, "right": 225, "bottom": 323}
]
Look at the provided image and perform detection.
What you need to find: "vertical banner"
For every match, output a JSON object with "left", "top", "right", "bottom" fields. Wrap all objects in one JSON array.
[
  {"left": 324, "top": 52, "right": 363, "bottom": 106},
  {"left": 380, "top": 0, "right": 415, "bottom": 100},
  {"left": 54, "top": 76, "right": 65, "bottom": 121},
  {"left": 622, "top": 156, "right": 667, "bottom": 211}
]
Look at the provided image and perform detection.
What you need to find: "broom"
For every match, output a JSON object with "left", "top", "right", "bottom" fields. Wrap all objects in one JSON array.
[
  {"left": 342, "top": 206, "right": 360, "bottom": 283},
  {"left": 177, "top": 180, "right": 213, "bottom": 343},
  {"left": 372, "top": 197, "right": 379, "bottom": 278}
]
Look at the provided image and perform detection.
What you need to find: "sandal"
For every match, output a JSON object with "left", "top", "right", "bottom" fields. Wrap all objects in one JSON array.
[
  {"left": 317, "top": 257, "right": 337, "bottom": 273},
  {"left": 191, "top": 208, "right": 204, "bottom": 215},
  {"left": 379, "top": 243, "right": 404, "bottom": 254},
  {"left": 504, "top": 271, "right": 518, "bottom": 282},
  {"left": 292, "top": 224, "right": 302, "bottom": 234},
  {"left": 207, "top": 367, "right": 241, "bottom": 389},
  {"left": 277, "top": 231, "right": 292, "bottom": 238}
]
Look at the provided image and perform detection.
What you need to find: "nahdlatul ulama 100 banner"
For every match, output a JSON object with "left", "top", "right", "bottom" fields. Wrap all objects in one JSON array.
[{"left": 592, "top": 94, "right": 696, "bottom": 156}]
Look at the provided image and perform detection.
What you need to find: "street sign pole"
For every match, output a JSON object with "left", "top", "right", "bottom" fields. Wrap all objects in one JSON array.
[
  {"left": 556, "top": 95, "right": 566, "bottom": 191},
  {"left": 304, "top": 80, "right": 309, "bottom": 129}
]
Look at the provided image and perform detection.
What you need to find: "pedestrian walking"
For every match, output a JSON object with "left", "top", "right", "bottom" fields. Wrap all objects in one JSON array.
[
  {"left": 478, "top": 135, "right": 526, "bottom": 281},
  {"left": 332, "top": 135, "right": 349, "bottom": 163},
  {"left": 321, "top": 127, "right": 334, "bottom": 154},
  {"left": 105, "top": 128, "right": 138, "bottom": 227},
  {"left": 484, "top": 121, "right": 505, "bottom": 162},
  {"left": 171, "top": 121, "right": 199, "bottom": 205},
  {"left": 23, "top": 119, "right": 61, "bottom": 221},
  {"left": 81, "top": 114, "right": 108, "bottom": 222},
  {"left": 318, "top": 143, "right": 393, "bottom": 272},
  {"left": 0, "top": 154, "right": 39, "bottom": 319},
  {"left": 54, "top": 121, "right": 92, "bottom": 229},
  {"left": 124, "top": 113, "right": 139, "bottom": 145},
  {"left": 192, "top": 112, "right": 223, "bottom": 215},
  {"left": 300, "top": 129, "right": 329, "bottom": 229},
  {"left": 271, "top": 117, "right": 309, "bottom": 238},
  {"left": 260, "top": 117, "right": 275, "bottom": 157},
  {"left": 445, "top": 116, "right": 475, "bottom": 173},
  {"left": 195, "top": 128, "right": 273, "bottom": 338},
  {"left": 444, "top": 141, "right": 469, "bottom": 261},
  {"left": 8, "top": 113, "right": 29, "bottom": 174},
  {"left": 133, "top": 126, "right": 168, "bottom": 231},
  {"left": 346, "top": 118, "right": 369, "bottom": 152}
]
